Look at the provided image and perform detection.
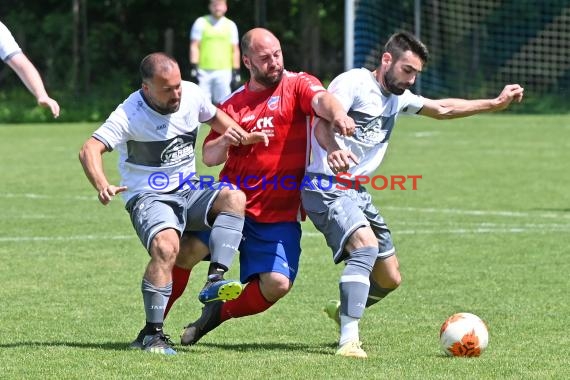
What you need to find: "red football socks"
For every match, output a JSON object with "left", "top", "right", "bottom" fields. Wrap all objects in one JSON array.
[
  {"left": 163, "top": 265, "right": 191, "bottom": 319},
  {"left": 220, "top": 278, "right": 274, "bottom": 322}
]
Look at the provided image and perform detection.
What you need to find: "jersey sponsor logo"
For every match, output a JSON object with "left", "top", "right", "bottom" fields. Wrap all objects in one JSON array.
[
  {"left": 352, "top": 113, "right": 395, "bottom": 145},
  {"left": 156, "top": 123, "right": 167, "bottom": 130},
  {"left": 267, "top": 96, "right": 280, "bottom": 110},
  {"left": 160, "top": 137, "right": 195, "bottom": 165},
  {"left": 251, "top": 116, "right": 275, "bottom": 137}
]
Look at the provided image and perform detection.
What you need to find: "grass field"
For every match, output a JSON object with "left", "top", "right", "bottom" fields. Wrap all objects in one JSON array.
[{"left": 0, "top": 115, "right": 569, "bottom": 379}]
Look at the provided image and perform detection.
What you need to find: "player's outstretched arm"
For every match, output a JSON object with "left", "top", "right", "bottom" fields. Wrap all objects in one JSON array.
[
  {"left": 419, "top": 84, "right": 524, "bottom": 120},
  {"left": 78, "top": 137, "right": 127, "bottom": 205},
  {"left": 6, "top": 52, "right": 60, "bottom": 118}
]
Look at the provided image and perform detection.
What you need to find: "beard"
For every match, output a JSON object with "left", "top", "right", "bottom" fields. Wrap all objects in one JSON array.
[
  {"left": 383, "top": 68, "right": 407, "bottom": 95},
  {"left": 147, "top": 95, "right": 180, "bottom": 114},
  {"left": 252, "top": 65, "right": 283, "bottom": 88}
]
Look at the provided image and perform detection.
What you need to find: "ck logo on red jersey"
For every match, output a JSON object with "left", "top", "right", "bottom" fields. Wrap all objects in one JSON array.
[
  {"left": 267, "top": 96, "right": 280, "bottom": 110},
  {"left": 254, "top": 116, "right": 274, "bottom": 130}
]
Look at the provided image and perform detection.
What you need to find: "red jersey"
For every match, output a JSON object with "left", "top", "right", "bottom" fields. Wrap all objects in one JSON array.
[{"left": 205, "top": 70, "right": 326, "bottom": 223}]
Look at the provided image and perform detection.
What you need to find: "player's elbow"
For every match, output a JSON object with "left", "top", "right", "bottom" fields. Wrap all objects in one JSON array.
[{"left": 78, "top": 142, "right": 90, "bottom": 165}]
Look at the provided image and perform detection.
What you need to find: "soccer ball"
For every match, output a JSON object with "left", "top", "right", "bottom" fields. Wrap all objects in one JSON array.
[{"left": 439, "top": 312, "right": 489, "bottom": 357}]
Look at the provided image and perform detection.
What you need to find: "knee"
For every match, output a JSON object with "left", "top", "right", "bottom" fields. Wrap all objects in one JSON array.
[
  {"left": 386, "top": 272, "right": 402, "bottom": 289},
  {"left": 259, "top": 273, "right": 291, "bottom": 302},
  {"left": 216, "top": 188, "right": 246, "bottom": 214},
  {"left": 371, "top": 266, "right": 402, "bottom": 290},
  {"left": 345, "top": 226, "right": 378, "bottom": 252},
  {"left": 150, "top": 230, "right": 180, "bottom": 264}
]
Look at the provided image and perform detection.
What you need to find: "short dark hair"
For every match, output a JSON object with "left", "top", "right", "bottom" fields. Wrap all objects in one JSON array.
[
  {"left": 139, "top": 52, "right": 178, "bottom": 82},
  {"left": 384, "top": 32, "right": 429, "bottom": 64}
]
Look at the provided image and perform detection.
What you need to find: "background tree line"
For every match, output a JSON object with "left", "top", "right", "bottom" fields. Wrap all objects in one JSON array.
[{"left": 0, "top": 0, "right": 344, "bottom": 122}]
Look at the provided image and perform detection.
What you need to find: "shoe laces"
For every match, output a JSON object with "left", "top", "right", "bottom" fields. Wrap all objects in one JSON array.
[{"left": 158, "top": 332, "right": 174, "bottom": 346}]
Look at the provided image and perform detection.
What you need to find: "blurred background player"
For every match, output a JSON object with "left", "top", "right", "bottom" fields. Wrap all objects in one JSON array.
[
  {"left": 0, "top": 20, "right": 59, "bottom": 118},
  {"left": 302, "top": 31, "right": 524, "bottom": 358},
  {"left": 160, "top": 28, "right": 355, "bottom": 346},
  {"left": 189, "top": 0, "right": 241, "bottom": 105}
]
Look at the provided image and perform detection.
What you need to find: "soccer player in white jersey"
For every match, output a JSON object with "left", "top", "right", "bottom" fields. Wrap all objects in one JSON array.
[
  {"left": 0, "top": 20, "right": 59, "bottom": 118},
  {"left": 79, "top": 52, "right": 266, "bottom": 355},
  {"left": 301, "top": 31, "right": 524, "bottom": 358}
]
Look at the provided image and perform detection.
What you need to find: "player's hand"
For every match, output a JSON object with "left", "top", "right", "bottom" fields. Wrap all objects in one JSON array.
[
  {"left": 241, "top": 131, "right": 269, "bottom": 147},
  {"left": 331, "top": 114, "right": 356, "bottom": 136},
  {"left": 37, "top": 95, "right": 60, "bottom": 118},
  {"left": 221, "top": 125, "right": 246, "bottom": 146},
  {"left": 493, "top": 84, "right": 524, "bottom": 110},
  {"left": 327, "top": 149, "right": 359, "bottom": 174},
  {"left": 98, "top": 185, "right": 128, "bottom": 205},
  {"left": 221, "top": 126, "right": 269, "bottom": 147}
]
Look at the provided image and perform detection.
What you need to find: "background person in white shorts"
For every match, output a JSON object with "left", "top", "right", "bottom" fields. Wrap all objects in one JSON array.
[
  {"left": 302, "top": 31, "right": 524, "bottom": 358},
  {"left": 189, "top": 0, "right": 241, "bottom": 105},
  {"left": 79, "top": 52, "right": 266, "bottom": 355},
  {"left": 0, "top": 20, "right": 59, "bottom": 118}
]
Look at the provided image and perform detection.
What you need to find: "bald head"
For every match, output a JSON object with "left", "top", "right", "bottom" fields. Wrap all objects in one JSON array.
[
  {"left": 240, "top": 28, "right": 281, "bottom": 56},
  {"left": 240, "top": 28, "right": 284, "bottom": 90},
  {"left": 140, "top": 52, "right": 179, "bottom": 82}
]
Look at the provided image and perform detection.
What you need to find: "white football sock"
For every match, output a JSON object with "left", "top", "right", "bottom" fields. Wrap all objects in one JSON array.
[{"left": 339, "top": 315, "right": 360, "bottom": 346}]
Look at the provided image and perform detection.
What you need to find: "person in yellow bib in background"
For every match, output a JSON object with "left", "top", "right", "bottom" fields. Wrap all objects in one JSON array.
[{"left": 189, "top": 0, "right": 241, "bottom": 105}]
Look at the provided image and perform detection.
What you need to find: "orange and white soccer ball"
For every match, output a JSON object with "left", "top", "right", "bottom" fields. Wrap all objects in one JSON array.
[{"left": 439, "top": 312, "right": 489, "bottom": 357}]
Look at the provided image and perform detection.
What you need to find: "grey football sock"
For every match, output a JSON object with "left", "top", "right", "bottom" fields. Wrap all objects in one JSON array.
[
  {"left": 339, "top": 246, "right": 377, "bottom": 319},
  {"left": 142, "top": 278, "right": 172, "bottom": 324},
  {"left": 366, "top": 280, "right": 395, "bottom": 307},
  {"left": 209, "top": 212, "right": 244, "bottom": 274}
]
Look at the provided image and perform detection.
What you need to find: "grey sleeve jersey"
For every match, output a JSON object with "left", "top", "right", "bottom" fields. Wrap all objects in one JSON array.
[{"left": 307, "top": 68, "right": 424, "bottom": 177}]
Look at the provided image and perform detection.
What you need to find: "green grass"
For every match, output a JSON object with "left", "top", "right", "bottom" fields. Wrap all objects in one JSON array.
[{"left": 0, "top": 115, "right": 569, "bottom": 379}]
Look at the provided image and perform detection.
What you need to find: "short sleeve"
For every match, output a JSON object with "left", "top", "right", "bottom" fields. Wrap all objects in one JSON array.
[
  {"left": 190, "top": 17, "right": 205, "bottom": 41},
  {"left": 399, "top": 90, "right": 424, "bottom": 114},
  {"left": 92, "top": 107, "right": 130, "bottom": 151},
  {"left": 196, "top": 84, "right": 218, "bottom": 123},
  {"left": 327, "top": 71, "right": 358, "bottom": 113},
  {"left": 0, "top": 21, "right": 22, "bottom": 61},
  {"left": 294, "top": 72, "right": 326, "bottom": 115},
  {"left": 229, "top": 20, "right": 239, "bottom": 45}
]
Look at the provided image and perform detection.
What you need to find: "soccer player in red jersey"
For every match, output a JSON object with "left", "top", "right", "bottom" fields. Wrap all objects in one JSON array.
[{"left": 162, "top": 27, "right": 355, "bottom": 345}]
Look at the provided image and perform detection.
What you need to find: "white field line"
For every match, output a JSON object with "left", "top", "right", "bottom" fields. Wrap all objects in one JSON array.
[
  {"left": 0, "top": 192, "right": 96, "bottom": 201},
  {"left": 0, "top": 235, "right": 134, "bottom": 242},
  {"left": 303, "top": 225, "right": 570, "bottom": 236},
  {"left": 2, "top": 192, "right": 568, "bottom": 220},
  {"left": 2, "top": 222, "right": 568, "bottom": 243},
  {"left": 1, "top": 193, "right": 568, "bottom": 240},
  {"left": 381, "top": 206, "right": 570, "bottom": 220}
]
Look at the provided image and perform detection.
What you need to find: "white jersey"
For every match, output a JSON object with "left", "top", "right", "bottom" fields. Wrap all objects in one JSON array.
[
  {"left": 0, "top": 21, "right": 22, "bottom": 61},
  {"left": 93, "top": 81, "right": 217, "bottom": 202},
  {"left": 307, "top": 68, "right": 424, "bottom": 177}
]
